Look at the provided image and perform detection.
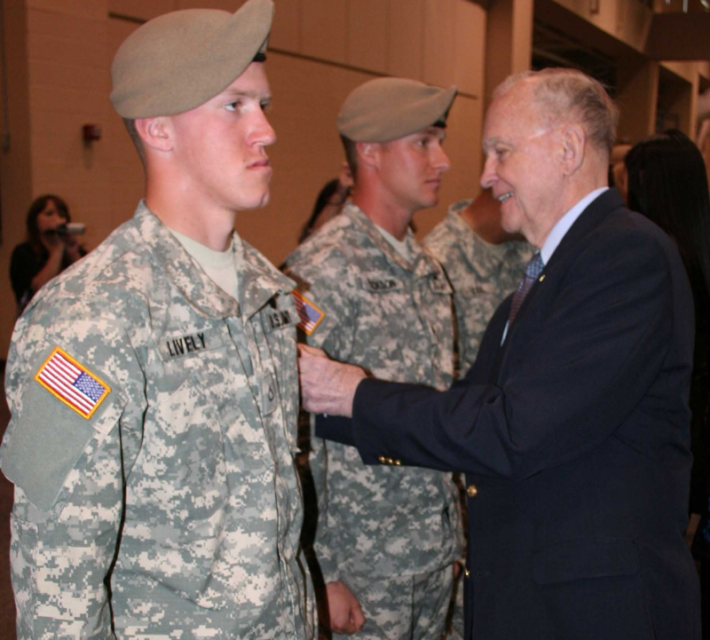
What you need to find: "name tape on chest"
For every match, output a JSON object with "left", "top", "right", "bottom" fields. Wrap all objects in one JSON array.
[
  {"left": 34, "top": 347, "right": 111, "bottom": 419},
  {"left": 292, "top": 290, "right": 325, "bottom": 335},
  {"left": 165, "top": 332, "right": 208, "bottom": 359},
  {"left": 265, "top": 308, "right": 295, "bottom": 332},
  {"left": 365, "top": 278, "right": 402, "bottom": 292}
]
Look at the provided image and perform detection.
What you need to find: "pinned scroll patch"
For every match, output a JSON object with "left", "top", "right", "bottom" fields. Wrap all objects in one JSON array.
[
  {"left": 34, "top": 347, "right": 111, "bottom": 420},
  {"left": 292, "top": 290, "right": 325, "bottom": 335}
]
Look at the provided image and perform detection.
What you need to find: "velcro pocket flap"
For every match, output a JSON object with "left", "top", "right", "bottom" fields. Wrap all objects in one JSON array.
[{"left": 1, "top": 379, "right": 125, "bottom": 511}]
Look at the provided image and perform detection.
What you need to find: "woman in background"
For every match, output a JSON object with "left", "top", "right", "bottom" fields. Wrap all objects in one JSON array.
[
  {"left": 625, "top": 129, "right": 710, "bottom": 636},
  {"left": 10, "top": 194, "right": 85, "bottom": 313},
  {"left": 298, "top": 162, "right": 354, "bottom": 244}
]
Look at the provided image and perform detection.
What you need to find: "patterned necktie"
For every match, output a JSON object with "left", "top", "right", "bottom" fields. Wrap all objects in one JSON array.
[{"left": 508, "top": 252, "right": 544, "bottom": 325}]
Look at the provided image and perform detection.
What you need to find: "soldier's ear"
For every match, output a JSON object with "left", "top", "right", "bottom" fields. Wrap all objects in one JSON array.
[
  {"left": 357, "top": 141, "right": 381, "bottom": 170},
  {"left": 135, "top": 116, "right": 174, "bottom": 154}
]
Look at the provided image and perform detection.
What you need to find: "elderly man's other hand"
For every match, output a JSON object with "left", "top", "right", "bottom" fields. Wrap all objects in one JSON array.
[
  {"left": 323, "top": 580, "right": 366, "bottom": 634},
  {"left": 297, "top": 344, "right": 366, "bottom": 417}
]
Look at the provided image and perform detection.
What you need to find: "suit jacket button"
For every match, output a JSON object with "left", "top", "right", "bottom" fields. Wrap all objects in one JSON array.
[
  {"left": 394, "top": 459, "right": 402, "bottom": 466},
  {"left": 386, "top": 458, "right": 394, "bottom": 465},
  {"left": 464, "top": 567, "right": 471, "bottom": 578},
  {"left": 467, "top": 484, "right": 478, "bottom": 498},
  {"left": 378, "top": 456, "right": 386, "bottom": 464}
]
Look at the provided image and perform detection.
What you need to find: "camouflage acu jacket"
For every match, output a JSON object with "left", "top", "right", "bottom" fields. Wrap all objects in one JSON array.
[
  {"left": 425, "top": 200, "right": 532, "bottom": 377},
  {"left": 284, "top": 202, "right": 462, "bottom": 582},
  {"left": 0, "top": 202, "right": 315, "bottom": 640}
]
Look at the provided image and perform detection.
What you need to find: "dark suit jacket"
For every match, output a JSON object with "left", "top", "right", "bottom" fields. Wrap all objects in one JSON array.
[{"left": 319, "top": 190, "right": 701, "bottom": 639}]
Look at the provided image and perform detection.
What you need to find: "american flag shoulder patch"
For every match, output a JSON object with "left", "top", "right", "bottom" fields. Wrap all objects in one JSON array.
[
  {"left": 292, "top": 290, "right": 325, "bottom": 335},
  {"left": 34, "top": 347, "right": 111, "bottom": 420}
]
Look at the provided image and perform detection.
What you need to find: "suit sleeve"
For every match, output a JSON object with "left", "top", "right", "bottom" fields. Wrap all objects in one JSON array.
[
  {"left": 1, "top": 303, "right": 145, "bottom": 639},
  {"left": 351, "top": 229, "right": 685, "bottom": 480}
]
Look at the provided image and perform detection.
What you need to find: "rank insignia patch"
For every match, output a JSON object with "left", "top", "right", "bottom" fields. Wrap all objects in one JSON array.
[
  {"left": 34, "top": 347, "right": 111, "bottom": 419},
  {"left": 292, "top": 290, "right": 325, "bottom": 335}
]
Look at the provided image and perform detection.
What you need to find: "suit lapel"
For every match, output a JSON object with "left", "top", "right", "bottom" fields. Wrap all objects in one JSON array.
[
  {"left": 540, "top": 189, "right": 625, "bottom": 278},
  {"left": 466, "top": 295, "right": 512, "bottom": 383},
  {"left": 496, "top": 188, "right": 626, "bottom": 368}
]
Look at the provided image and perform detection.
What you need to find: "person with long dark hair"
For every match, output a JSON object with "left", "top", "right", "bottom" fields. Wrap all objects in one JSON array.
[
  {"left": 298, "top": 162, "right": 353, "bottom": 244},
  {"left": 625, "top": 129, "right": 710, "bottom": 634},
  {"left": 9, "top": 194, "right": 85, "bottom": 312}
]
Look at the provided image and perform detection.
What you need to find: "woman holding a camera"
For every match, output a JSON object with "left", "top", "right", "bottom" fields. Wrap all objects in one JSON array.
[{"left": 10, "top": 194, "right": 86, "bottom": 314}]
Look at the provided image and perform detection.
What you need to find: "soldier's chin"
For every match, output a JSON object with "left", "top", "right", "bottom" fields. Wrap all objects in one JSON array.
[{"left": 240, "top": 189, "right": 271, "bottom": 212}]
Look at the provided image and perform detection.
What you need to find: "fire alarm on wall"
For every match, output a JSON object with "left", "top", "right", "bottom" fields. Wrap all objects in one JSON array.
[{"left": 82, "top": 124, "right": 102, "bottom": 142}]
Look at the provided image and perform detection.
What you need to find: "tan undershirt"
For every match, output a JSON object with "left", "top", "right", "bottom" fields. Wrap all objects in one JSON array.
[
  {"left": 169, "top": 228, "right": 238, "bottom": 300},
  {"left": 376, "top": 224, "right": 411, "bottom": 262}
]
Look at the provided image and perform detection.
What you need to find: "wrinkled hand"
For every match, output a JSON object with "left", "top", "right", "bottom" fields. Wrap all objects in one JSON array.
[
  {"left": 324, "top": 580, "right": 366, "bottom": 634},
  {"left": 297, "top": 344, "right": 366, "bottom": 417}
]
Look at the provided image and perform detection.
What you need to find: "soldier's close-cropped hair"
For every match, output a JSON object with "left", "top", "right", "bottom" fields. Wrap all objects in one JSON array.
[
  {"left": 123, "top": 118, "right": 146, "bottom": 164},
  {"left": 494, "top": 68, "right": 618, "bottom": 157}
]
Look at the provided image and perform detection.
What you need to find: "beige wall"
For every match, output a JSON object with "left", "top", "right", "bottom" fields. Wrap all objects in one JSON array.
[
  {"left": 0, "top": 0, "right": 33, "bottom": 358},
  {"left": 0, "top": 0, "right": 486, "bottom": 358},
  {"left": 1, "top": 0, "right": 708, "bottom": 359}
]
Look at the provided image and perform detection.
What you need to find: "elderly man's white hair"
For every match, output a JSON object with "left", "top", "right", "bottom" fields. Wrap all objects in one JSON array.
[{"left": 493, "top": 68, "right": 619, "bottom": 157}]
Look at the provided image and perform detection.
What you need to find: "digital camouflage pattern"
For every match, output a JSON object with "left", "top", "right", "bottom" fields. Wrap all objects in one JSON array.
[
  {"left": 425, "top": 199, "right": 532, "bottom": 639},
  {"left": 337, "top": 564, "right": 453, "bottom": 640},
  {"left": 424, "top": 199, "right": 532, "bottom": 377},
  {"left": 284, "top": 202, "right": 462, "bottom": 618},
  {"left": 0, "top": 201, "right": 315, "bottom": 640}
]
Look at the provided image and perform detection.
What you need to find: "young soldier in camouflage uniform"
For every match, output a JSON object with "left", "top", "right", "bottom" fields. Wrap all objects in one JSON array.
[
  {"left": 0, "top": 2, "right": 315, "bottom": 638},
  {"left": 285, "top": 78, "right": 462, "bottom": 640},
  {"left": 425, "top": 189, "right": 532, "bottom": 378},
  {"left": 424, "top": 189, "right": 531, "bottom": 639}
]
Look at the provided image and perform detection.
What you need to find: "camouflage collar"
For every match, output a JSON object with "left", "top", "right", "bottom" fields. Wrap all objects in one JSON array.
[
  {"left": 343, "top": 202, "right": 438, "bottom": 279},
  {"left": 237, "top": 238, "right": 296, "bottom": 319},
  {"left": 445, "top": 200, "right": 512, "bottom": 272},
  {"left": 134, "top": 201, "right": 294, "bottom": 320}
]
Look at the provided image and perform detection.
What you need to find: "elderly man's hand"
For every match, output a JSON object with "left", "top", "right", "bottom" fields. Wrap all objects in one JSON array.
[{"left": 297, "top": 344, "right": 367, "bottom": 417}]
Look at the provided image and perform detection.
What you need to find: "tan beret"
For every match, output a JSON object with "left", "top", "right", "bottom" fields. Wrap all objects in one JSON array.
[
  {"left": 338, "top": 78, "right": 457, "bottom": 143},
  {"left": 110, "top": 0, "right": 273, "bottom": 118}
]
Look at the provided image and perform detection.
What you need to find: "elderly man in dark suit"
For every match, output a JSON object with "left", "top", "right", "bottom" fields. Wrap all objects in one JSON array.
[{"left": 298, "top": 68, "right": 701, "bottom": 640}]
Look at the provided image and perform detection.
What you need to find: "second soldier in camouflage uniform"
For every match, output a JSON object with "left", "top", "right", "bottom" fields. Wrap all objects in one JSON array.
[
  {"left": 285, "top": 78, "right": 462, "bottom": 640},
  {"left": 424, "top": 189, "right": 531, "bottom": 639},
  {"left": 0, "top": 2, "right": 315, "bottom": 638},
  {"left": 425, "top": 190, "right": 532, "bottom": 378}
]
